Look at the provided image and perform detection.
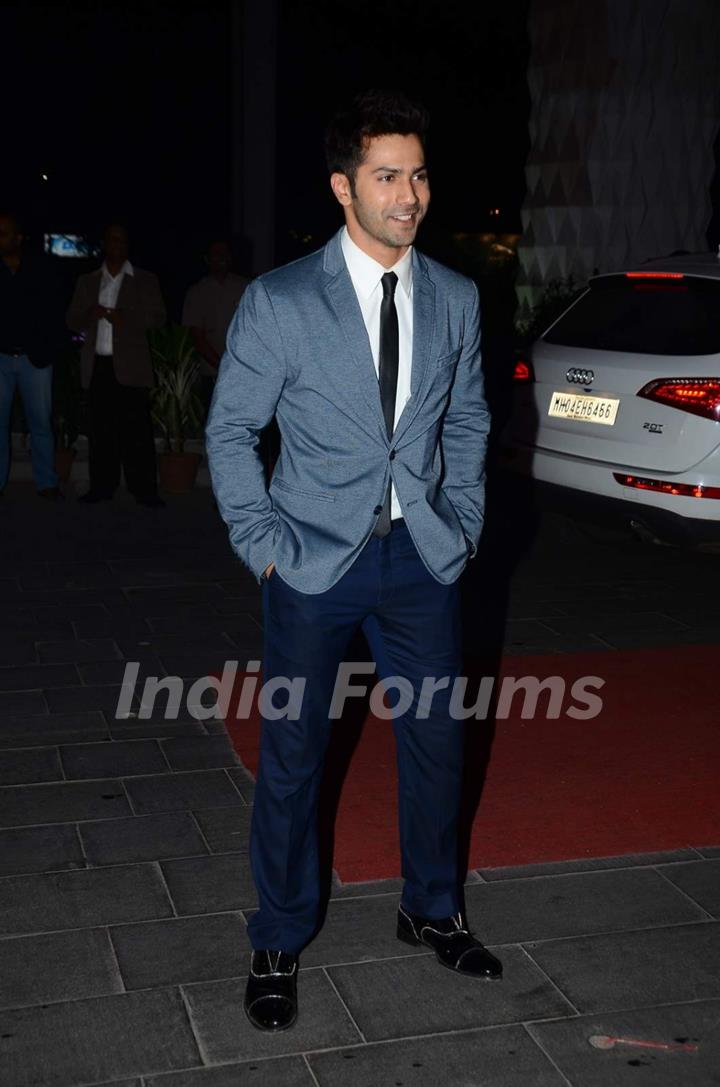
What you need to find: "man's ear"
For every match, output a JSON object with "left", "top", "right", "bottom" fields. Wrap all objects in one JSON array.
[{"left": 330, "top": 172, "right": 353, "bottom": 207}]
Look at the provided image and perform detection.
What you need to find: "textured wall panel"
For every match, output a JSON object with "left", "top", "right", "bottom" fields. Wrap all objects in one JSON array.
[{"left": 517, "top": 0, "right": 720, "bottom": 317}]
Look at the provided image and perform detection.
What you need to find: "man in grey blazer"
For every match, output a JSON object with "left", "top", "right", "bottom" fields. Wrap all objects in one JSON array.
[{"left": 206, "top": 91, "right": 500, "bottom": 1032}]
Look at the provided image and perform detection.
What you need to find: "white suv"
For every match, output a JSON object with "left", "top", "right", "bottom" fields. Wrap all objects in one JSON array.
[{"left": 502, "top": 253, "right": 720, "bottom": 543}]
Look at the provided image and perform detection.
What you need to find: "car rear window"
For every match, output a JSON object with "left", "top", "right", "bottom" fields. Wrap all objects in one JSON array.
[{"left": 543, "top": 274, "right": 720, "bottom": 355}]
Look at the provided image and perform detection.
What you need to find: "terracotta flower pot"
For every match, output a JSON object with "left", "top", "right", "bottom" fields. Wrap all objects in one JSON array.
[
  {"left": 54, "top": 446, "right": 77, "bottom": 483},
  {"left": 158, "top": 451, "right": 202, "bottom": 495}
]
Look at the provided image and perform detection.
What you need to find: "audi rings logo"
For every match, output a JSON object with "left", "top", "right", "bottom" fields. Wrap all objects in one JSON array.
[{"left": 566, "top": 367, "right": 595, "bottom": 385}]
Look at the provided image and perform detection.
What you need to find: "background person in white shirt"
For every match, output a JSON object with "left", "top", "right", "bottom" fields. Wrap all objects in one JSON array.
[{"left": 67, "top": 224, "right": 166, "bottom": 506}]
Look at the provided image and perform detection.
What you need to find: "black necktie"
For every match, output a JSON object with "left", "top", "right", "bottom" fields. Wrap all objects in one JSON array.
[{"left": 373, "top": 271, "right": 399, "bottom": 538}]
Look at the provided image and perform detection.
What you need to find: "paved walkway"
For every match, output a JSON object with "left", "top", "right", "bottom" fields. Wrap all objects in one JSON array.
[{"left": 0, "top": 481, "right": 718, "bottom": 1087}]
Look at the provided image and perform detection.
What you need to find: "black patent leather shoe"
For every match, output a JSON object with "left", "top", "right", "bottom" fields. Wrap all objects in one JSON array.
[
  {"left": 244, "top": 950, "right": 298, "bottom": 1031},
  {"left": 397, "top": 906, "right": 502, "bottom": 979}
]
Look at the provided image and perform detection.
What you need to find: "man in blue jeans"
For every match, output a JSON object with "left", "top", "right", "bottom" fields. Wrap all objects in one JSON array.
[{"left": 0, "top": 212, "right": 62, "bottom": 499}]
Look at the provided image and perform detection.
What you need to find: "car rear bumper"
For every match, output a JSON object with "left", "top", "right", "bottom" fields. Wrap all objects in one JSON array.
[{"left": 501, "top": 444, "right": 720, "bottom": 543}]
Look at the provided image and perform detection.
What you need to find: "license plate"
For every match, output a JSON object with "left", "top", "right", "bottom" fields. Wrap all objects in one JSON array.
[{"left": 548, "top": 391, "right": 620, "bottom": 426}]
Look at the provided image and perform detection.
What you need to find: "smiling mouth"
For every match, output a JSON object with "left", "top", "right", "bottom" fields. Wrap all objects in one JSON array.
[{"left": 390, "top": 212, "right": 419, "bottom": 224}]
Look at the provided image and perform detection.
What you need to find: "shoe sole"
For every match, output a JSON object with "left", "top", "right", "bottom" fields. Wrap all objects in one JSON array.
[{"left": 244, "top": 1004, "right": 298, "bottom": 1032}]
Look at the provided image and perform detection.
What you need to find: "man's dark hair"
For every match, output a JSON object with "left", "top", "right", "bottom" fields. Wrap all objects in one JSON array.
[{"left": 325, "top": 90, "right": 429, "bottom": 188}]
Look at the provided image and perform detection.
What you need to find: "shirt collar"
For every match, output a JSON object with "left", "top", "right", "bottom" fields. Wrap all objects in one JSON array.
[
  {"left": 341, "top": 227, "right": 412, "bottom": 300},
  {"left": 101, "top": 260, "right": 134, "bottom": 280}
]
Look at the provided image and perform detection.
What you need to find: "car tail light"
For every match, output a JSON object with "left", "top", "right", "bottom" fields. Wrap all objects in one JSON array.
[
  {"left": 625, "top": 272, "right": 685, "bottom": 279},
  {"left": 638, "top": 378, "right": 720, "bottom": 421},
  {"left": 513, "top": 358, "right": 534, "bottom": 383},
  {"left": 614, "top": 473, "right": 720, "bottom": 499}
]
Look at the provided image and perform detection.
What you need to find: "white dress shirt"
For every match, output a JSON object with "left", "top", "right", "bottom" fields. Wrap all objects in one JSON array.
[
  {"left": 96, "top": 260, "right": 134, "bottom": 356},
  {"left": 341, "top": 227, "right": 413, "bottom": 520}
]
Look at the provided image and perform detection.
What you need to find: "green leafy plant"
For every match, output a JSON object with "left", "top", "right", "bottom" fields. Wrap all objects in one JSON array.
[{"left": 148, "top": 324, "right": 203, "bottom": 454}]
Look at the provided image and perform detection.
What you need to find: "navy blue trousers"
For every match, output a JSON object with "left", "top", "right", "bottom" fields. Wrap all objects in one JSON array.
[{"left": 247, "top": 522, "right": 464, "bottom": 954}]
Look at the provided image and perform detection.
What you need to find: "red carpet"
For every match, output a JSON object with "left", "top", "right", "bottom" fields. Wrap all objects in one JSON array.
[{"left": 224, "top": 645, "right": 720, "bottom": 881}]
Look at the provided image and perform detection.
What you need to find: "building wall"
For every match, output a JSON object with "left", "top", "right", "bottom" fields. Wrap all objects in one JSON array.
[{"left": 517, "top": 0, "right": 720, "bottom": 318}]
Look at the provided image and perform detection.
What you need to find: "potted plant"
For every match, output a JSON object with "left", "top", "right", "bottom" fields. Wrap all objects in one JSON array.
[
  {"left": 52, "top": 349, "right": 83, "bottom": 482},
  {"left": 148, "top": 323, "right": 204, "bottom": 494}
]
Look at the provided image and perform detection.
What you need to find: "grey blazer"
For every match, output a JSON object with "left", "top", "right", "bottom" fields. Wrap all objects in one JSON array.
[
  {"left": 66, "top": 267, "right": 166, "bottom": 389},
  {"left": 206, "top": 229, "right": 490, "bottom": 593}
]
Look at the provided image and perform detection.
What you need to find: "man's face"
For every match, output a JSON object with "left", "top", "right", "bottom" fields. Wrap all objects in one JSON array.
[
  {"left": 207, "top": 242, "right": 232, "bottom": 277},
  {"left": 0, "top": 217, "right": 22, "bottom": 259},
  {"left": 332, "top": 133, "right": 430, "bottom": 264},
  {"left": 104, "top": 225, "right": 129, "bottom": 263}
]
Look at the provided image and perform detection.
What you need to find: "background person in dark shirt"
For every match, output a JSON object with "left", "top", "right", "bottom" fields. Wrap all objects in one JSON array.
[{"left": 0, "top": 212, "right": 63, "bottom": 498}]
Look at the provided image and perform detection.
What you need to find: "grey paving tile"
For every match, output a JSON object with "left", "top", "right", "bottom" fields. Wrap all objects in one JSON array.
[
  {"left": 328, "top": 946, "right": 572, "bottom": 1041},
  {"left": 0, "top": 778, "right": 130, "bottom": 828},
  {"left": 278, "top": 894, "right": 426, "bottom": 969},
  {"left": 0, "top": 690, "right": 48, "bottom": 715},
  {"left": 0, "top": 824, "right": 85, "bottom": 876},
  {"left": 0, "top": 927, "right": 122, "bottom": 1010},
  {"left": 45, "top": 685, "right": 134, "bottom": 715},
  {"left": 501, "top": 635, "right": 613, "bottom": 655},
  {"left": 528, "top": 999, "right": 720, "bottom": 1086},
  {"left": 697, "top": 846, "right": 720, "bottom": 858},
  {"left": 0, "top": 663, "right": 80, "bottom": 690},
  {"left": 72, "top": 616, "right": 153, "bottom": 638},
  {"left": 37, "top": 638, "right": 122, "bottom": 663},
  {"left": 599, "top": 628, "right": 715, "bottom": 650},
  {"left": 162, "top": 854, "right": 256, "bottom": 914},
  {"left": 147, "top": 614, "right": 244, "bottom": 636},
  {"left": 81, "top": 812, "right": 208, "bottom": 865},
  {"left": 0, "top": 711, "right": 109, "bottom": 749},
  {"left": 59, "top": 739, "right": 169, "bottom": 779},
  {"left": 145, "top": 1056, "right": 314, "bottom": 1087},
  {"left": 658, "top": 859, "right": 720, "bottom": 916},
  {"left": 478, "top": 849, "right": 702, "bottom": 881},
  {"left": 109, "top": 720, "right": 209, "bottom": 740},
  {"left": 330, "top": 877, "right": 405, "bottom": 899},
  {"left": 462, "top": 868, "right": 706, "bottom": 944},
  {"left": 0, "top": 746, "right": 63, "bottom": 785},
  {"left": 156, "top": 651, "right": 238, "bottom": 678},
  {"left": 182, "top": 970, "right": 360, "bottom": 1062},
  {"left": 77, "top": 657, "right": 166, "bottom": 686},
  {"left": 111, "top": 913, "right": 248, "bottom": 988},
  {"left": 0, "top": 987, "right": 200, "bottom": 1087},
  {"left": 225, "top": 767, "right": 255, "bottom": 803},
  {"left": 124, "top": 585, "right": 227, "bottom": 605},
  {"left": 542, "top": 612, "right": 687, "bottom": 636},
  {"left": 220, "top": 629, "right": 265, "bottom": 652},
  {"left": 124, "top": 771, "right": 244, "bottom": 814},
  {"left": 192, "top": 807, "right": 251, "bottom": 852},
  {"left": 0, "top": 639, "right": 38, "bottom": 665},
  {"left": 161, "top": 735, "right": 239, "bottom": 771},
  {"left": 309, "top": 1024, "right": 566, "bottom": 1087},
  {"left": 126, "top": 600, "right": 218, "bottom": 618},
  {"left": 0, "top": 863, "right": 173, "bottom": 935},
  {"left": 525, "top": 921, "right": 720, "bottom": 1012}
]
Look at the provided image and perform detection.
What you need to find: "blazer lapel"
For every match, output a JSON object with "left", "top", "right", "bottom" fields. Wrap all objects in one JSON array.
[
  {"left": 392, "top": 253, "right": 436, "bottom": 445},
  {"left": 324, "top": 255, "right": 387, "bottom": 439}
]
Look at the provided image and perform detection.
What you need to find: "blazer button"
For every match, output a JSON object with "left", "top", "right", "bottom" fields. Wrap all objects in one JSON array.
[
  {"left": 389, "top": 450, "right": 396, "bottom": 460},
  {"left": 373, "top": 505, "right": 383, "bottom": 515}
]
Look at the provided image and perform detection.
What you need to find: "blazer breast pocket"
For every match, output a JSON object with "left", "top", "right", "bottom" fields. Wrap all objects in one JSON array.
[{"left": 436, "top": 349, "right": 461, "bottom": 369}]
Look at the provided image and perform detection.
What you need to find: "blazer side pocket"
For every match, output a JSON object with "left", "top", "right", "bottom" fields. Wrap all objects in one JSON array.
[{"left": 271, "top": 478, "right": 336, "bottom": 502}]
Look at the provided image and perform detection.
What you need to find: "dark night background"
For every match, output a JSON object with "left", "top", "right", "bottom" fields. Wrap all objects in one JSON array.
[{"left": 3, "top": 0, "right": 530, "bottom": 320}]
